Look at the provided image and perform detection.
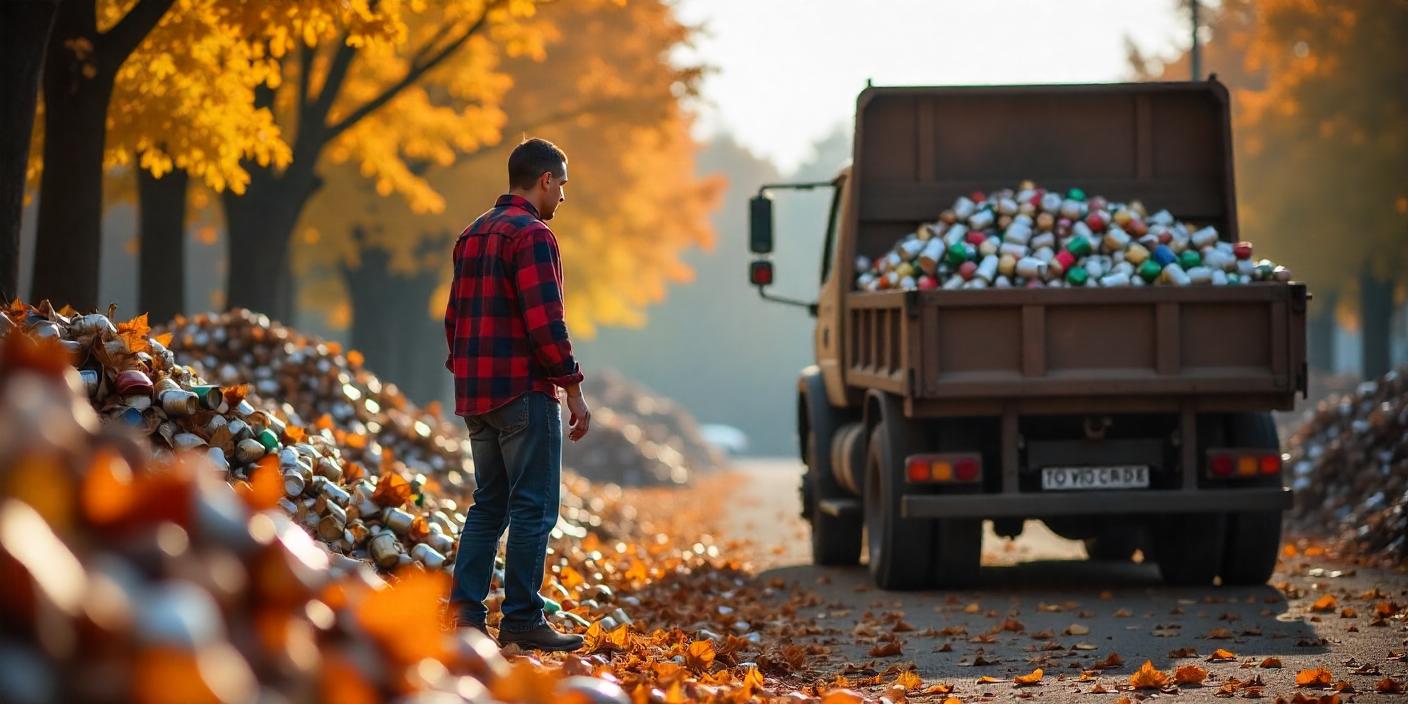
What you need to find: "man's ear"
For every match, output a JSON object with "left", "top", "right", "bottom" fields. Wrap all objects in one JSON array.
[{"left": 539, "top": 171, "right": 554, "bottom": 191}]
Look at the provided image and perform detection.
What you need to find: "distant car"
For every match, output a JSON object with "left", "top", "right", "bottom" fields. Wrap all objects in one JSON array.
[{"left": 699, "top": 424, "right": 749, "bottom": 456}]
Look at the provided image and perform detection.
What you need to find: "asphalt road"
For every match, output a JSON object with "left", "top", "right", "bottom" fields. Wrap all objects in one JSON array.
[{"left": 723, "top": 457, "right": 1408, "bottom": 702}]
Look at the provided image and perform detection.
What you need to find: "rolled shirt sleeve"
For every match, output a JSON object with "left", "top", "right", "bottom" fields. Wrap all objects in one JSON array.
[{"left": 510, "top": 226, "right": 585, "bottom": 389}]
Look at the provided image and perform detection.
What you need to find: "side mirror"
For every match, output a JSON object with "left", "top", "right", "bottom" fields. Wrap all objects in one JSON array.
[
  {"left": 749, "top": 195, "right": 774, "bottom": 254},
  {"left": 748, "top": 260, "right": 774, "bottom": 287}
]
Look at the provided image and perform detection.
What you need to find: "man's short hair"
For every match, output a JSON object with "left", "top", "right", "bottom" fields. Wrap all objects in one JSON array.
[{"left": 508, "top": 138, "right": 567, "bottom": 190}]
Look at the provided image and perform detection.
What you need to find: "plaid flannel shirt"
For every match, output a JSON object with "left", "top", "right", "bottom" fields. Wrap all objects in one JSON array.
[{"left": 444, "top": 194, "right": 584, "bottom": 416}]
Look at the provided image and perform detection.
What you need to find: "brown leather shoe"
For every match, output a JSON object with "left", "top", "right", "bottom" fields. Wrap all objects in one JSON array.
[{"left": 496, "top": 623, "right": 585, "bottom": 652}]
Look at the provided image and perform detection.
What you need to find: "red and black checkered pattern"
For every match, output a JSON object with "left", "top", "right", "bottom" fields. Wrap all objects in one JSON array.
[{"left": 444, "top": 194, "right": 584, "bottom": 416}]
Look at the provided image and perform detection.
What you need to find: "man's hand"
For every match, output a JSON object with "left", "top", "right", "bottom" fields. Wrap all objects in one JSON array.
[{"left": 565, "top": 389, "right": 591, "bottom": 442}]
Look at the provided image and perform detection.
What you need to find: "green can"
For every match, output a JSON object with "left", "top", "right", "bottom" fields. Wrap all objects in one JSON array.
[
  {"left": 945, "top": 242, "right": 969, "bottom": 267},
  {"left": 1178, "top": 250, "right": 1201, "bottom": 270},
  {"left": 1138, "top": 259, "right": 1163, "bottom": 282},
  {"left": 541, "top": 596, "right": 562, "bottom": 615},
  {"left": 1065, "top": 235, "right": 1092, "bottom": 257},
  {"left": 256, "top": 428, "right": 280, "bottom": 452},
  {"left": 1066, "top": 187, "right": 1086, "bottom": 202},
  {"left": 191, "top": 384, "right": 224, "bottom": 410},
  {"left": 1066, "top": 267, "right": 1089, "bottom": 286}
]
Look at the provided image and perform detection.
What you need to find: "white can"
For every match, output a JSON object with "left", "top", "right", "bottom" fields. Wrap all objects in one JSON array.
[
  {"left": 1016, "top": 257, "right": 1047, "bottom": 279},
  {"left": 1191, "top": 226, "right": 1219, "bottom": 248},
  {"left": 1186, "top": 266, "right": 1213, "bottom": 284},
  {"left": 1100, "top": 272, "right": 1131, "bottom": 287},
  {"left": 1003, "top": 222, "right": 1032, "bottom": 245},
  {"left": 976, "top": 255, "right": 998, "bottom": 283},
  {"left": 943, "top": 224, "right": 969, "bottom": 246},
  {"left": 968, "top": 209, "right": 995, "bottom": 230},
  {"left": 1041, "top": 192, "right": 1063, "bottom": 213},
  {"left": 1164, "top": 262, "right": 1191, "bottom": 286},
  {"left": 953, "top": 196, "right": 976, "bottom": 220},
  {"left": 999, "top": 242, "right": 1029, "bottom": 258}
]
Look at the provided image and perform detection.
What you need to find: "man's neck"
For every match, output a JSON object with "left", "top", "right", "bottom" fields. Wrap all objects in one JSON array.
[{"left": 507, "top": 189, "right": 540, "bottom": 214}]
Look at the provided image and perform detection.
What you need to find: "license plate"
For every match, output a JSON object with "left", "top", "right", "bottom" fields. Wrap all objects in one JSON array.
[{"left": 1041, "top": 465, "right": 1149, "bottom": 490}]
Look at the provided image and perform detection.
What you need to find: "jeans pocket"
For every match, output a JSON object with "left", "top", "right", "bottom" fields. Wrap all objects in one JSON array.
[{"left": 496, "top": 394, "right": 532, "bottom": 434}]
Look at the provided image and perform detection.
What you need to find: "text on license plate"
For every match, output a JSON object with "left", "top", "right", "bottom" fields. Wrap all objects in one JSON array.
[{"left": 1041, "top": 465, "right": 1149, "bottom": 490}]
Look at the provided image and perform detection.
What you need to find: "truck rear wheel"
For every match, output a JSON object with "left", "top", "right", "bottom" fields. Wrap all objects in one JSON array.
[
  {"left": 1154, "top": 513, "right": 1225, "bottom": 585},
  {"left": 864, "top": 423, "right": 933, "bottom": 590},
  {"left": 808, "top": 430, "right": 863, "bottom": 566},
  {"left": 1220, "top": 412, "right": 1283, "bottom": 585}
]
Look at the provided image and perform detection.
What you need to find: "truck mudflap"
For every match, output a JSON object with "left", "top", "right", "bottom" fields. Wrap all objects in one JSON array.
[{"left": 900, "top": 487, "right": 1292, "bottom": 519}]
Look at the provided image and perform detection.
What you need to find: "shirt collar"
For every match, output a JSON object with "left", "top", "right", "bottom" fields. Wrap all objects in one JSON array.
[{"left": 496, "top": 194, "right": 540, "bottom": 219}]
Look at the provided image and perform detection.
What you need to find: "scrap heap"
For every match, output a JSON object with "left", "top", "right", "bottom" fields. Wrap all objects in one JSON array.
[
  {"left": 855, "top": 181, "right": 1290, "bottom": 291},
  {"left": 1285, "top": 366, "right": 1408, "bottom": 563},
  {"left": 564, "top": 368, "right": 725, "bottom": 486}
]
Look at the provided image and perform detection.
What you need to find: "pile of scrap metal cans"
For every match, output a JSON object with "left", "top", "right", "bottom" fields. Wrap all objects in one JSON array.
[
  {"left": 563, "top": 368, "right": 724, "bottom": 486},
  {"left": 0, "top": 314, "right": 636, "bottom": 704},
  {"left": 1286, "top": 366, "right": 1407, "bottom": 563},
  {"left": 855, "top": 181, "right": 1292, "bottom": 291}
]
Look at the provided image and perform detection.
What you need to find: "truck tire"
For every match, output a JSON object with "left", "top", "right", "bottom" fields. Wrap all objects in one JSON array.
[
  {"left": 931, "top": 519, "right": 982, "bottom": 588},
  {"left": 1220, "top": 412, "right": 1283, "bottom": 585},
  {"left": 864, "top": 423, "right": 934, "bottom": 590},
  {"left": 1154, "top": 513, "right": 1225, "bottom": 586},
  {"left": 808, "top": 430, "right": 863, "bottom": 566}
]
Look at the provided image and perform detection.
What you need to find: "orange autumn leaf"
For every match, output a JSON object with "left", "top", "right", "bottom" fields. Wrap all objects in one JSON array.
[
  {"left": 976, "top": 675, "right": 1002, "bottom": 684},
  {"left": 1093, "top": 652, "right": 1124, "bottom": 670},
  {"left": 1174, "top": 664, "right": 1208, "bottom": 685},
  {"left": 1130, "top": 660, "right": 1169, "bottom": 689},
  {"left": 81, "top": 447, "right": 136, "bottom": 525},
  {"left": 1261, "top": 657, "right": 1283, "bottom": 668},
  {"left": 347, "top": 349, "right": 365, "bottom": 369},
  {"left": 1207, "top": 648, "right": 1237, "bottom": 662},
  {"left": 284, "top": 425, "right": 306, "bottom": 444},
  {"left": 355, "top": 569, "right": 449, "bottom": 664},
  {"left": 153, "top": 331, "right": 174, "bottom": 349},
  {"left": 894, "top": 669, "right": 922, "bottom": 691},
  {"left": 868, "top": 640, "right": 903, "bottom": 657},
  {"left": 1310, "top": 594, "right": 1337, "bottom": 612},
  {"left": 237, "top": 455, "right": 282, "bottom": 511},
  {"left": 941, "top": 698, "right": 962, "bottom": 704},
  {"left": 116, "top": 313, "right": 151, "bottom": 353},
  {"left": 923, "top": 682, "right": 955, "bottom": 695},
  {"left": 371, "top": 471, "right": 411, "bottom": 507},
  {"left": 820, "top": 691, "right": 864, "bottom": 704},
  {"left": 1013, "top": 668, "right": 1043, "bottom": 686},
  {"left": 1376, "top": 678, "right": 1404, "bottom": 694},
  {"left": 1296, "top": 667, "right": 1333, "bottom": 688},
  {"left": 685, "top": 639, "right": 716, "bottom": 673},
  {"left": 489, "top": 659, "right": 561, "bottom": 703}
]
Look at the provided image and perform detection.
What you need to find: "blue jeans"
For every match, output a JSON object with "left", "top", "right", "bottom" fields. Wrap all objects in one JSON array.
[{"left": 450, "top": 391, "right": 562, "bottom": 631}]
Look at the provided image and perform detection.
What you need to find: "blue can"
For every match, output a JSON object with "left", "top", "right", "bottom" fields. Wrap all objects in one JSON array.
[
  {"left": 1153, "top": 244, "right": 1177, "bottom": 267},
  {"left": 117, "top": 407, "right": 144, "bottom": 426}
]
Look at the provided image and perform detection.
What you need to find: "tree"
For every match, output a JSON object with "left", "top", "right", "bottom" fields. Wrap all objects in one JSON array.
[
  {"left": 0, "top": 0, "right": 60, "bottom": 300},
  {"left": 30, "top": 0, "right": 175, "bottom": 311},
  {"left": 211, "top": 0, "right": 547, "bottom": 321},
  {"left": 293, "top": 0, "right": 719, "bottom": 400},
  {"left": 1130, "top": 0, "right": 1408, "bottom": 377}
]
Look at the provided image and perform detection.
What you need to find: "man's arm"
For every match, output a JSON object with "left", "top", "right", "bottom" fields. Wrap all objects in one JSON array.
[{"left": 510, "top": 226, "right": 585, "bottom": 388}]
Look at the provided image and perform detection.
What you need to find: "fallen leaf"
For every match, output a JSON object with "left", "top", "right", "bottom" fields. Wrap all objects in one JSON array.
[
  {"left": 1169, "top": 647, "right": 1199, "bottom": 658},
  {"left": 1309, "top": 594, "right": 1337, "bottom": 613},
  {"left": 1295, "top": 667, "right": 1333, "bottom": 688},
  {"left": 1013, "top": 668, "right": 1043, "bottom": 686},
  {"left": 116, "top": 313, "right": 151, "bottom": 354},
  {"left": 868, "top": 640, "right": 903, "bottom": 658},
  {"left": 895, "top": 669, "right": 922, "bottom": 691},
  {"left": 1093, "top": 652, "right": 1124, "bottom": 670},
  {"left": 922, "top": 682, "right": 954, "bottom": 695},
  {"left": 1376, "top": 678, "right": 1404, "bottom": 694},
  {"left": 1206, "top": 627, "right": 1234, "bottom": 639},
  {"left": 1207, "top": 648, "right": 1237, "bottom": 662},
  {"left": 976, "top": 675, "right": 1002, "bottom": 684},
  {"left": 1130, "top": 660, "right": 1169, "bottom": 689},
  {"left": 1260, "top": 657, "right": 1282, "bottom": 668},
  {"left": 1066, "top": 623, "right": 1089, "bottom": 636},
  {"left": 1175, "top": 665, "right": 1209, "bottom": 685}
]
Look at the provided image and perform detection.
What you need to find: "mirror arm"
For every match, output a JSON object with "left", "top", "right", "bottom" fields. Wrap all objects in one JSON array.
[{"left": 755, "top": 286, "right": 818, "bottom": 316}]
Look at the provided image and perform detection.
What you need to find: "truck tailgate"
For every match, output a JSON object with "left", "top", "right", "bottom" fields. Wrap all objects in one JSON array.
[{"left": 846, "top": 284, "right": 1307, "bottom": 409}]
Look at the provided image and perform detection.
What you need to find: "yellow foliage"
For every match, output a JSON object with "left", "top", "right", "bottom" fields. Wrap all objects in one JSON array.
[{"left": 298, "top": 0, "right": 720, "bottom": 337}]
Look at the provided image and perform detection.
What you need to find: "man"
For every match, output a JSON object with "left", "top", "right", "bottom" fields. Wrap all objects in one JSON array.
[{"left": 443, "top": 137, "right": 591, "bottom": 652}]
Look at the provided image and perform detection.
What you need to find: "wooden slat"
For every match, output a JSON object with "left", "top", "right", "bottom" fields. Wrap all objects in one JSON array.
[
  {"left": 916, "top": 99, "right": 935, "bottom": 182},
  {"left": 1135, "top": 94, "right": 1154, "bottom": 180},
  {"left": 1021, "top": 305, "right": 1045, "bottom": 377},
  {"left": 1155, "top": 302, "right": 1180, "bottom": 375}
]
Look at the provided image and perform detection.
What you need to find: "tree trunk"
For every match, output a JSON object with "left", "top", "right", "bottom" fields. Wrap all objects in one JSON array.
[
  {"left": 393, "top": 267, "right": 445, "bottom": 405},
  {"left": 136, "top": 166, "right": 188, "bottom": 323},
  {"left": 0, "top": 0, "right": 59, "bottom": 300},
  {"left": 31, "top": 2, "right": 117, "bottom": 311},
  {"left": 1359, "top": 265, "right": 1394, "bottom": 380},
  {"left": 222, "top": 165, "right": 317, "bottom": 322},
  {"left": 1307, "top": 288, "right": 1338, "bottom": 373},
  {"left": 344, "top": 240, "right": 401, "bottom": 380}
]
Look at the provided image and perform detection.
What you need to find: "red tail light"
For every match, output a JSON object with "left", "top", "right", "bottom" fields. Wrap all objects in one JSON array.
[
  {"left": 905, "top": 453, "right": 982, "bottom": 483},
  {"left": 1207, "top": 450, "right": 1281, "bottom": 479}
]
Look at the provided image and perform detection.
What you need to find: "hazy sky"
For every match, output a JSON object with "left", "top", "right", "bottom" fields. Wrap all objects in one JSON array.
[{"left": 672, "top": 0, "right": 1201, "bottom": 172}]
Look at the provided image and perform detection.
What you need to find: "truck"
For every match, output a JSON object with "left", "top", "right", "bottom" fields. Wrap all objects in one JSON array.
[{"left": 746, "top": 79, "right": 1306, "bottom": 589}]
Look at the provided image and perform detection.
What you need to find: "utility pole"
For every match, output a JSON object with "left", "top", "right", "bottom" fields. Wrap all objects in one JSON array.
[{"left": 1190, "top": 0, "right": 1202, "bottom": 80}]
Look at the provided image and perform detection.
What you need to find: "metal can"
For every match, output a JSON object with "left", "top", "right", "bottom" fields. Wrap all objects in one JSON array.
[
  {"left": 1100, "top": 272, "right": 1131, "bottom": 287},
  {"left": 234, "top": 438, "right": 266, "bottom": 463},
  {"left": 159, "top": 389, "right": 199, "bottom": 417},
  {"left": 1191, "top": 226, "right": 1219, "bottom": 248},
  {"left": 1138, "top": 259, "right": 1164, "bottom": 282},
  {"left": 79, "top": 369, "right": 101, "bottom": 397},
  {"left": 368, "top": 532, "right": 401, "bottom": 570},
  {"left": 411, "top": 543, "right": 447, "bottom": 570},
  {"left": 1066, "top": 267, "right": 1089, "bottom": 287},
  {"left": 190, "top": 385, "right": 223, "bottom": 410},
  {"left": 383, "top": 507, "right": 414, "bottom": 534},
  {"left": 1178, "top": 250, "right": 1202, "bottom": 270},
  {"left": 115, "top": 369, "right": 153, "bottom": 397},
  {"left": 1163, "top": 262, "right": 1191, "bottom": 286},
  {"left": 1064, "top": 235, "right": 1092, "bottom": 257},
  {"left": 1152, "top": 244, "right": 1176, "bottom": 267},
  {"left": 283, "top": 470, "right": 307, "bottom": 497}
]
